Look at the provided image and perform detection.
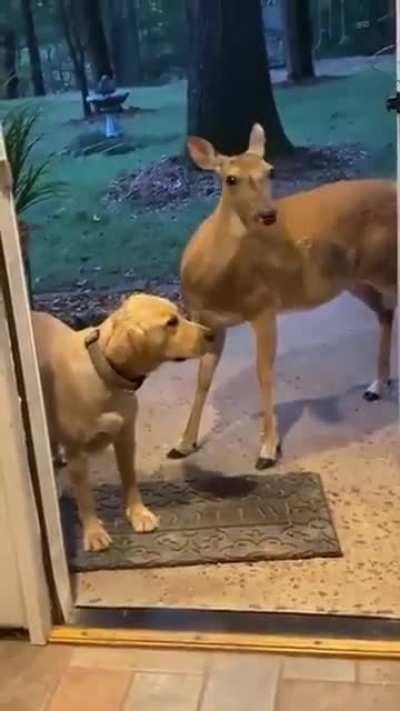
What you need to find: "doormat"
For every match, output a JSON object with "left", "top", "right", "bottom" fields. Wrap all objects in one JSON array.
[{"left": 60, "top": 472, "right": 341, "bottom": 572}]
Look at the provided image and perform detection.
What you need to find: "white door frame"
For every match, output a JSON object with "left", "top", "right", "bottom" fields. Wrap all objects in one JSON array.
[
  {"left": 0, "top": 287, "right": 51, "bottom": 644},
  {"left": 397, "top": 0, "right": 400, "bottom": 380},
  {"left": 0, "top": 6, "right": 398, "bottom": 645},
  {"left": 0, "top": 123, "right": 72, "bottom": 635}
]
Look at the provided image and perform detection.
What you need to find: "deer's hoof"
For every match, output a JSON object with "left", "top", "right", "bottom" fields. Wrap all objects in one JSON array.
[
  {"left": 363, "top": 379, "right": 392, "bottom": 402},
  {"left": 167, "top": 448, "right": 188, "bottom": 459},
  {"left": 255, "top": 441, "right": 281, "bottom": 471},
  {"left": 167, "top": 442, "right": 197, "bottom": 460},
  {"left": 363, "top": 390, "right": 380, "bottom": 402},
  {"left": 255, "top": 456, "right": 277, "bottom": 470}
]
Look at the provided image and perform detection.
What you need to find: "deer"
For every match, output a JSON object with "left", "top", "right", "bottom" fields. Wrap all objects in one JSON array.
[{"left": 167, "top": 124, "right": 397, "bottom": 470}]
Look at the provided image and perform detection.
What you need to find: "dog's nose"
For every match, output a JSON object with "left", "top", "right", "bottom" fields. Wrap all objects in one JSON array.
[
  {"left": 205, "top": 330, "right": 215, "bottom": 343},
  {"left": 258, "top": 209, "right": 277, "bottom": 226}
]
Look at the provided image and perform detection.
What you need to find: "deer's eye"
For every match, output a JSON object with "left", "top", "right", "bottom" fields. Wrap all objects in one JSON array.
[
  {"left": 166, "top": 315, "right": 179, "bottom": 328},
  {"left": 226, "top": 175, "right": 238, "bottom": 186}
]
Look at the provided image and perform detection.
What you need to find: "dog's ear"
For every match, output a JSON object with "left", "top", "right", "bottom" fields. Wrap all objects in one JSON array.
[
  {"left": 127, "top": 324, "right": 145, "bottom": 349},
  {"left": 106, "top": 318, "right": 145, "bottom": 368}
]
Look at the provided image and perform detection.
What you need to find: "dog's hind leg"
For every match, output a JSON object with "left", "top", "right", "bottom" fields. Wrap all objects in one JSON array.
[{"left": 350, "top": 284, "right": 395, "bottom": 401}]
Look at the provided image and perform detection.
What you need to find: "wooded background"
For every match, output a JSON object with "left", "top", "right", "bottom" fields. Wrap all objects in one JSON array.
[{"left": 0, "top": 1, "right": 395, "bottom": 153}]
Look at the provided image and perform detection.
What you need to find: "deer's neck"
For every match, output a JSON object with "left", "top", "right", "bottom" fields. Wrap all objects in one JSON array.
[{"left": 213, "top": 197, "right": 247, "bottom": 245}]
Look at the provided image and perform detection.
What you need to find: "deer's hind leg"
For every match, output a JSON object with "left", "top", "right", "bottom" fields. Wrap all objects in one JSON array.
[
  {"left": 350, "top": 284, "right": 395, "bottom": 401},
  {"left": 251, "top": 310, "right": 281, "bottom": 470}
]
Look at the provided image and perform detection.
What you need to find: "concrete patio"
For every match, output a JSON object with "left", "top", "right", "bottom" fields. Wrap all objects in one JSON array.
[{"left": 69, "top": 293, "right": 399, "bottom": 616}]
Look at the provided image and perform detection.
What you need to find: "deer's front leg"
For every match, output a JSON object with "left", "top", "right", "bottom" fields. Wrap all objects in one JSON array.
[
  {"left": 68, "top": 451, "right": 112, "bottom": 551},
  {"left": 114, "top": 419, "right": 159, "bottom": 533},
  {"left": 251, "top": 311, "right": 280, "bottom": 470},
  {"left": 168, "top": 327, "right": 226, "bottom": 458}
]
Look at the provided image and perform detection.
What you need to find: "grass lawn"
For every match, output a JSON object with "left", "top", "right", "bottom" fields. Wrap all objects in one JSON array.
[{"left": 0, "top": 64, "right": 396, "bottom": 293}]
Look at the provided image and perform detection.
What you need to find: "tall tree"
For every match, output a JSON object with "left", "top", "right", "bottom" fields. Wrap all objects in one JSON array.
[
  {"left": 2, "top": 27, "right": 19, "bottom": 98},
  {"left": 20, "top": 0, "right": 46, "bottom": 95},
  {"left": 0, "top": 1, "right": 21, "bottom": 98},
  {"left": 58, "top": 0, "right": 90, "bottom": 117},
  {"left": 186, "top": 0, "right": 291, "bottom": 156},
  {"left": 282, "top": 0, "right": 314, "bottom": 82},
  {"left": 338, "top": 0, "right": 350, "bottom": 46},
  {"left": 160, "top": 0, "right": 188, "bottom": 69},
  {"left": 81, "top": 0, "right": 113, "bottom": 82},
  {"left": 106, "top": 0, "right": 142, "bottom": 85}
]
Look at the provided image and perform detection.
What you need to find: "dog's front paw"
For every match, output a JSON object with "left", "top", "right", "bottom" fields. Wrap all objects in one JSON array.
[
  {"left": 83, "top": 519, "right": 112, "bottom": 552},
  {"left": 127, "top": 504, "right": 159, "bottom": 533}
]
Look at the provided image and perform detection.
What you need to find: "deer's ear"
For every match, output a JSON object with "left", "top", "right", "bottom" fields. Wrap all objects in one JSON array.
[
  {"left": 187, "top": 136, "right": 222, "bottom": 170},
  {"left": 247, "top": 123, "right": 266, "bottom": 158}
]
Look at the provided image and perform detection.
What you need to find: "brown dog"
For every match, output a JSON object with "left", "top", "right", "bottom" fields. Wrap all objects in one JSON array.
[{"left": 32, "top": 294, "right": 213, "bottom": 551}]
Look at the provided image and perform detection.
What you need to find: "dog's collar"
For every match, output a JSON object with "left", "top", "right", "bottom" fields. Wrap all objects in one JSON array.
[{"left": 84, "top": 329, "right": 147, "bottom": 392}]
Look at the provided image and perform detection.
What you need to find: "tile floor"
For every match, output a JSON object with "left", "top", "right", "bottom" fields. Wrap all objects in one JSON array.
[{"left": 1, "top": 640, "right": 400, "bottom": 710}]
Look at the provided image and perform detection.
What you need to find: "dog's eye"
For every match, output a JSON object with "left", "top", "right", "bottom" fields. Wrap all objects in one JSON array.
[
  {"left": 226, "top": 175, "right": 238, "bottom": 186},
  {"left": 166, "top": 316, "right": 179, "bottom": 328}
]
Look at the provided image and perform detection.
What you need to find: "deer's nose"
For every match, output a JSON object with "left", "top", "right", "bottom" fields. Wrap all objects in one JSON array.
[{"left": 257, "top": 208, "right": 277, "bottom": 226}]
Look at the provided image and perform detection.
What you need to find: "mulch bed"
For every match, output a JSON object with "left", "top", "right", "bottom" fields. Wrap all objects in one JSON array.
[
  {"left": 35, "top": 142, "right": 372, "bottom": 328},
  {"left": 34, "top": 279, "right": 184, "bottom": 329},
  {"left": 104, "top": 143, "right": 371, "bottom": 214}
]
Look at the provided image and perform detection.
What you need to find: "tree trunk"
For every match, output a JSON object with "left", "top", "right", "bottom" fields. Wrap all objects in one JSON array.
[
  {"left": 186, "top": 0, "right": 291, "bottom": 157},
  {"left": 282, "top": 0, "right": 314, "bottom": 82},
  {"left": 55, "top": 43, "right": 67, "bottom": 87},
  {"left": 76, "top": 49, "right": 90, "bottom": 117},
  {"left": 81, "top": 0, "right": 113, "bottom": 82},
  {"left": 21, "top": 0, "right": 46, "bottom": 96},
  {"left": 126, "top": 0, "right": 142, "bottom": 83},
  {"left": 58, "top": 0, "right": 91, "bottom": 117},
  {"left": 107, "top": 0, "right": 142, "bottom": 85},
  {"left": 4, "top": 28, "right": 19, "bottom": 99},
  {"left": 338, "top": 0, "right": 350, "bottom": 46}
]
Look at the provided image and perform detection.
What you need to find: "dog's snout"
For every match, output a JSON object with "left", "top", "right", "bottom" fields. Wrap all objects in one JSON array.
[
  {"left": 258, "top": 208, "right": 277, "bottom": 226},
  {"left": 205, "top": 330, "right": 215, "bottom": 343}
]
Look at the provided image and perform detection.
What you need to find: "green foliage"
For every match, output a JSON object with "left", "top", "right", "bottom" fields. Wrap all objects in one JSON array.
[
  {"left": 0, "top": 67, "right": 394, "bottom": 292},
  {"left": 0, "top": 0, "right": 58, "bottom": 45},
  {"left": 0, "top": 0, "right": 22, "bottom": 33},
  {"left": 137, "top": 0, "right": 188, "bottom": 80},
  {"left": 3, "top": 106, "right": 65, "bottom": 214},
  {"left": 0, "top": 69, "right": 10, "bottom": 99}
]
